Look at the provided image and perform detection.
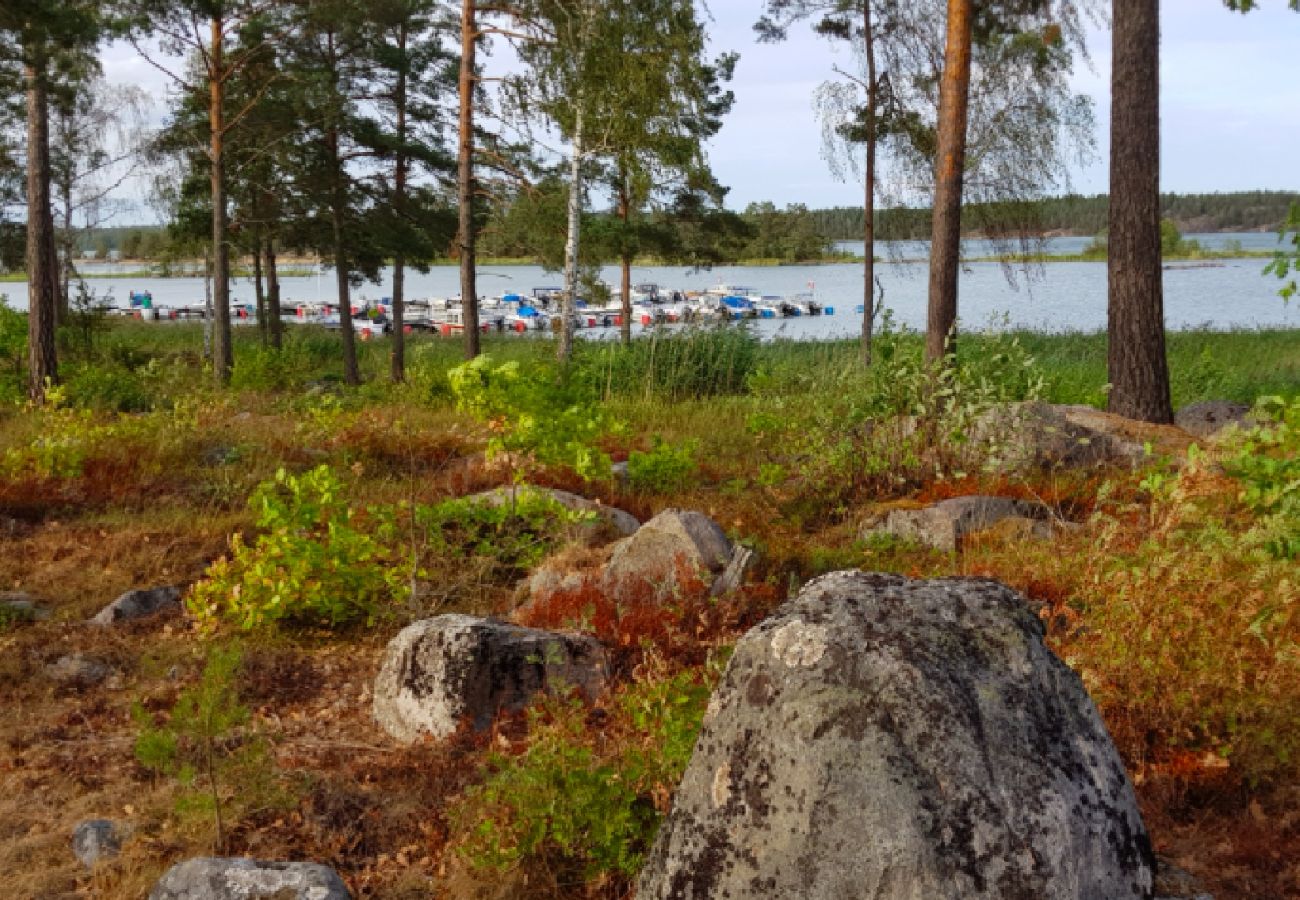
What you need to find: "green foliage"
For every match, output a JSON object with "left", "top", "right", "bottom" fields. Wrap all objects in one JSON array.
[
  {"left": 1264, "top": 202, "right": 1300, "bottom": 302},
  {"left": 627, "top": 436, "right": 699, "bottom": 494},
  {"left": 188, "top": 465, "right": 407, "bottom": 631},
  {"left": 0, "top": 297, "right": 24, "bottom": 404},
  {"left": 1064, "top": 451, "right": 1300, "bottom": 786},
  {"left": 745, "top": 316, "right": 1044, "bottom": 513},
  {"left": 575, "top": 326, "right": 759, "bottom": 401},
  {"left": 132, "top": 644, "right": 272, "bottom": 850},
  {"left": 416, "top": 487, "right": 593, "bottom": 574},
  {"left": 62, "top": 362, "right": 153, "bottom": 412},
  {"left": 448, "top": 354, "right": 614, "bottom": 480},
  {"left": 457, "top": 668, "right": 713, "bottom": 880},
  {"left": 1223, "top": 395, "right": 1300, "bottom": 559}
]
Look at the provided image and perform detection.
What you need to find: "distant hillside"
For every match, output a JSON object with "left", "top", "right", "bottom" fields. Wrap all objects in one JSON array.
[{"left": 811, "top": 191, "right": 1300, "bottom": 241}]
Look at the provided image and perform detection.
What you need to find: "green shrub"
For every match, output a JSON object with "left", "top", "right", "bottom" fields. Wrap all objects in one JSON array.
[
  {"left": 457, "top": 668, "right": 713, "bottom": 880},
  {"left": 133, "top": 644, "right": 278, "bottom": 851},
  {"left": 1223, "top": 395, "right": 1300, "bottom": 559},
  {"left": 627, "top": 436, "right": 699, "bottom": 494},
  {"left": 188, "top": 465, "right": 407, "bottom": 631},
  {"left": 448, "top": 354, "right": 615, "bottom": 480},
  {"left": 416, "top": 487, "right": 592, "bottom": 574},
  {"left": 63, "top": 362, "right": 152, "bottom": 412},
  {"left": 0, "top": 296, "right": 25, "bottom": 404}
]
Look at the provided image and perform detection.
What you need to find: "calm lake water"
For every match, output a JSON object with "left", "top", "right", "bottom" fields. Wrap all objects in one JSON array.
[{"left": 4, "top": 232, "right": 1297, "bottom": 337}]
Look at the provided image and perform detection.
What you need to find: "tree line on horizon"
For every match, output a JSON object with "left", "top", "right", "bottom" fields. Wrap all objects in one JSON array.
[
  {"left": 809, "top": 190, "right": 1300, "bottom": 242},
  {"left": 2, "top": 0, "right": 1295, "bottom": 422}
]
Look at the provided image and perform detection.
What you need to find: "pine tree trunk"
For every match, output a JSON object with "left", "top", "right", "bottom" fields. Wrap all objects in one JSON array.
[
  {"left": 558, "top": 107, "right": 584, "bottom": 364},
  {"left": 861, "top": 0, "right": 877, "bottom": 367},
  {"left": 618, "top": 181, "right": 632, "bottom": 344},
  {"left": 24, "top": 59, "right": 58, "bottom": 402},
  {"left": 457, "top": 0, "right": 480, "bottom": 360},
  {"left": 210, "top": 16, "right": 233, "bottom": 384},
  {"left": 252, "top": 233, "right": 267, "bottom": 346},
  {"left": 265, "top": 239, "right": 282, "bottom": 350},
  {"left": 1107, "top": 0, "right": 1172, "bottom": 424},
  {"left": 392, "top": 19, "right": 408, "bottom": 383},
  {"left": 330, "top": 140, "right": 360, "bottom": 386},
  {"left": 925, "top": 0, "right": 973, "bottom": 364}
]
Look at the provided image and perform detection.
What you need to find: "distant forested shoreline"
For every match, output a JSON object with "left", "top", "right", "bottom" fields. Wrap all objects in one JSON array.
[{"left": 810, "top": 191, "right": 1300, "bottom": 241}]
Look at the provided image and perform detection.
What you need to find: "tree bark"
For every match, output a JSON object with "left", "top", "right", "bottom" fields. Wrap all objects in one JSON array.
[
  {"left": 252, "top": 231, "right": 267, "bottom": 346},
  {"left": 265, "top": 238, "right": 282, "bottom": 349},
  {"left": 618, "top": 179, "right": 632, "bottom": 344},
  {"left": 924, "top": 0, "right": 973, "bottom": 364},
  {"left": 861, "top": 0, "right": 877, "bottom": 366},
  {"left": 1107, "top": 0, "right": 1172, "bottom": 423},
  {"left": 456, "top": 0, "right": 480, "bottom": 359},
  {"left": 329, "top": 131, "right": 360, "bottom": 386},
  {"left": 558, "top": 104, "right": 584, "bottom": 363},
  {"left": 24, "top": 60, "right": 58, "bottom": 402},
  {"left": 391, "top": 19, "right": 409, "bottom": 382},
  {"left": 210, "top": 15, "right": 233, "bottom": 384}
]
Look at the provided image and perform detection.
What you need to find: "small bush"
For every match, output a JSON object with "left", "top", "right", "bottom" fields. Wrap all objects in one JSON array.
[
  {"left": 414, "top": 487, "right": 593, "bottom": 581},
  {"left": 1222, "top": 395, "right": 1300, "bottom": 559},
  {"left": 456, "top": 666, "right": 715, "bottom": 882},
  {"left": 627, "top": 436, "right": 699, "bottom": 494},
  {"left": 188, "top": 465, "right": 407, "bottom": 631},
  {"left": 63, "top": 362, "right": 152, "bottom": 412},
  {"left": 448, "top": 354, "right": 615, "bottom": 480}
]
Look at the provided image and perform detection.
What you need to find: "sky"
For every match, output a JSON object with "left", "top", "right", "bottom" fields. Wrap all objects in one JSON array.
[{"left": 96, "top": 0, "right": 1300, "bottom": 220}]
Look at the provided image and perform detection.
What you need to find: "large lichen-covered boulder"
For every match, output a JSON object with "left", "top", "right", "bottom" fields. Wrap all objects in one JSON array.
[
  {"left": 638, "top": 571, "right": 1154, "bottom": 900},
  {"left": 601, "top": 509, "right": 747, "bottom": 599},
  {"left": 373, "top": 614, "right": 609, "bottom": 744},
  {"left": 148, "top": 857, "right": 351, "bottom": 899}
]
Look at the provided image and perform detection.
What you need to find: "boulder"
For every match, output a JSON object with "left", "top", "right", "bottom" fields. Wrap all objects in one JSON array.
[
  {"left": 601, "top": 509, "right": 739, "bottom": 599},
  {"left": 89, "top": 585, "right": 181, "bottom": 626},
  {"left": 373, "top": 614, "right": 609, "bottom": 744},
  {"left": 1174, "top": 400, "right": 1252, "bottom": 439},
  {"left": 638, "top": 571, "right": 1154, "bottom": 900},
  {"left": 467, "top": 485, "right": 640, "bottom": 542},
  {"left": 868, "top": 495, "right": 1053, "bottom": 552},
  {"left": 47, "top": 654, "right": 114, "bottom": 688},
  {"left": 148, "top": 858, "right": 351, "bottom": 899},
  {"left": 72, "top": 819, "right": 126, "bottom": 869},
  {"left": 972, "top": 402, "right": 1190, "bottom": 472}
]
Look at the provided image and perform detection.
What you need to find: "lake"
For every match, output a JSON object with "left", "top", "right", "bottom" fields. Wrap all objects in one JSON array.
[{"left": 3, "top": 232, "right": 1297, "bottom": 338}]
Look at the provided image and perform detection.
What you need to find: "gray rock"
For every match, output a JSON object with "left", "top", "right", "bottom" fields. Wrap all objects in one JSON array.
[
  {"left": 869, "top": 495, "right": 1053, "bottom": 552},
  {"left": 638, "top": 571, "right": 1155, "bottom": 900},
  {"left": 0, "top": 591, "right": 47, "bottom": 623},
  {"left": 710, "top": 544, "right": 757, "bottom": 597},
  {"left": 602, "top": 509, "right": 734, "bottom": 599},
  {"left": 47, "top": 654, "right": 113, "bottom": 687},
  {"left": 1174, "top": 400, "right": 1252, "bottom": 439},
  {"left": 148, "top": 858, "right": 351, "bottom": 899},
  {"left": 72, "top": 819, "right": 126, "bottom": 868},
  {"left": 89, "top": 585, "right": 181, "bottom": 626},
  {"left": 467, "top": 485, "right": 640, "bottom": 541},
  {"left": 373, "top": 614, "right": 609, "bottom": 744},
  {"left": 974, "top": 402, "right": 1146, "bottom": 472}
]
